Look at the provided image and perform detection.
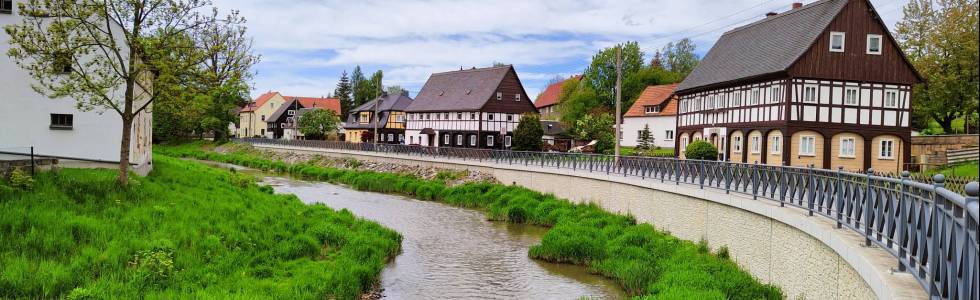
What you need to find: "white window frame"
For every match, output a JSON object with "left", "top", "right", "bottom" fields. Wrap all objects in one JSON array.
[
  {"left": 866, "top": 34, "right": 882, "bottom": 55},
  {"left": 751, "top": 89, "right": 760, "bottom": 105},
  {"left": 839, "top": 137, "right": 856, "bottom": 158},
  {"left": 879, "top": 139, "right": 895, "bottom": 159},
  {"left": 456, "top": 134, "right": 463, "bottom": 146},
  {"left": 803, "top": 85, "right": 818, "bottom": 103},
  {"left": 829, "top": 31, "right": 845, "bottom": 52},
  {"left": 733, "top": 136, "right": 743, "bottom": 153},
  {"left": 496, "top": 92, "right": 502, "bottom": 100},
  {"left": 504, "top": 135, "right": 512, "bottom": 147},
  {"left": 398, "top": 134, "right": 404, "bottom": 142},
  {"left": 751, "top": 136, "right": 761, "bottom": 154},
  {"left": 883, "top": 90, "right": 899, "bottom": 108},
  {"left": 469, "top": 135, "right": 477, "bottom": 146},
  {"left": 666, "top": 130, "right": 674, "bottom": 140},
  {"left": 443, "top": 133, "right": 450, "bottom": 144},
  {"left": 680, "top": 137, "right": 689, "bottom": 152},
  {"left": 395, "top": 114, "right": 404, "bottom": 122},
  {"left": 799, "top": 136, "right": 816, "bottom": 156},
  {"left": 645, "top": 106, "right": 660, "bottom": 114},
  {"left": 771, "top": 135, "right": 782, "bottom": 154},
  {"left": 487, "top": 113, "right": 494, "bottom": 121},
  {"left": 844, "top": 87, "right": 859, "bottom": 105},
  {"left": 515, "top": 94, "right": 521, "bottom": 101},
  {"left": 771, "top": 86, "right": 783, "bottom": 103},
  {"left": 487, "top": 135, "right": 494, "bottom": 146}
]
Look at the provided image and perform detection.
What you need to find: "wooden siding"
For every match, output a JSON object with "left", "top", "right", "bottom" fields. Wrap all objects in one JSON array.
[
  {"left": 789, "top": 0, "right": 919, "bottom": 84},
  {"left": 481, "top": 69, "right": 539, "bottom": 114}
]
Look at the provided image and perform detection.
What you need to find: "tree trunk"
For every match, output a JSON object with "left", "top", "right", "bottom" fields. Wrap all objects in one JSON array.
[
  {"left": 938, "top": 116, "right": 955, "bottom": 134},
  {"left": 118, "top": 115, "right": 133, "bottom": 186}
]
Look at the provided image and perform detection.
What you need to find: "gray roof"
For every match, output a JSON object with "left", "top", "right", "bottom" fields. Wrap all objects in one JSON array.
[
  {"left": 405, "top": 65, "right": 512, "bottom": 112},
  {"left": 266, "top": 99, "right": 302, "bottom": 122},
  {"left": 676, "top": 0, "right": 848, "bottom": 92},
  {"left": 283, "top": 108, "right": 322, "bottom": 128},
  {"left": 351, "top": 92, "right": 413, "bottom": 113},
  {"left": 541, "top": 120, "right": 566, "bottom": 136}
]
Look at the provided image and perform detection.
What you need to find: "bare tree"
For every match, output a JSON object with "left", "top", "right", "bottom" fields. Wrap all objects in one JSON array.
[{"left": 5, "top": 0, "right": 242, "bottom": 185}]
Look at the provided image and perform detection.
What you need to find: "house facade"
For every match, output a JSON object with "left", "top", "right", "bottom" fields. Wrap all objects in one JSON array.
[
  {"left": 344, "top": 91, "right": 413, "bottom": 144},
  {"left": 265, "top": 96, "right": 341, "bottom": 139},
  {"left": 1, "top": 2, "right": 153, "bottom": 172},
  {"left": 534, "top": 75, "right": 580, "bottom": 121},
  {"left": 674, "top": 0, "right": 921, "bottom": 174},
  {"left": 238, "top": 92, "right": 286, "bottom": 138},
  {"left": 622, "top": 84, "right": 679, "bottom": 149},
  {"left": 405, "top": 65, "right": 538, "bottom": 149}
]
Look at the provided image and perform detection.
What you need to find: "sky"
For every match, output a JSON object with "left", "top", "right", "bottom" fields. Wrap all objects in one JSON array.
[{"left": 211, "top": 0, "right": 911, "bottom": 102}]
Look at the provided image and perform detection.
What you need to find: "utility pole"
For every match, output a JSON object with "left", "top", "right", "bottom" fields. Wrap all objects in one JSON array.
[
  {"left": 373, "top": 78, "right": 381, "bottom": 146},
  {"left": 614, "top": 45, "right": 622, "bottom": 163}
]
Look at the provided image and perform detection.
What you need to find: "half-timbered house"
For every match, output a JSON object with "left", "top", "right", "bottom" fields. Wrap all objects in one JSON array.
[
  {"left": 674, "top": 0, "right": 921, "bottom": 174},
  {"left": 265, "top": 96, "right": 341, "bottom": 139},
  {"left": 344, "top": 91, "right": 413, "bottom": 144},
  {"left": 405, "top": 65, "right": 538, "bottom": 149}
]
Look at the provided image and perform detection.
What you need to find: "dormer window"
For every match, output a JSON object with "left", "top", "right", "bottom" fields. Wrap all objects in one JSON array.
[
  {"left": 866, "top": 34, "right": 882, "bottom": 55},
  {"left": 829, "top": 32, "right": 845, "bottom": 52},
  {"left": 644, "top": 105, "right": 660, "bottom": 114}
]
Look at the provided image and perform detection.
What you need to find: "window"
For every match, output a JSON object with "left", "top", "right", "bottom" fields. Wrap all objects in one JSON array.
[
  {"left": 487, "top": 135, "right": 494, "bottom": 146},
  {"left": 515, "top": 94, "right": 521, "bottom": 101},
  {"left": 505, "top": 136, "right": 512, "bottom": 147},
  {"left": 487, "top": 113, "right": 494, "bottom": 121},
  {"left": 261, "top": 129, "right": 265, "bottom": 136},
  {"left": 469, "top": 135, "right": 477, "bottom": 146},
  {"left": 443, "top": 112, "right": 449, "bottom": 119},
  {"left": 1, "top": 0, "right": 13, "bottom": 14},
  {"left": 387, "top": 134, "right": 394, "bottom": 141},
  {"left": 883, "top": 90, "right": 898, "bottom": 108},
  {"left": 771, "top": 86, "right": 783, "bottom": 103},
  {"left": 496, "top": 92, "right": 502, "bottom": 100},
  {"left": 54, "top": 51, "right": 73, "bottom": 74},
  {"left": 436, "top": 113, "right": 441, "bottom": 120},
  {"left": 666, "top": 130, "right": 674, "bottom": 140},
  {"left": 771, "top": 135, "right": 782, "bottom": 154},
  {"left": 644, "top": 106, "right": 660, "bottom": 113},
  {"left": 839, "top": 137, "right": 856, "bottom": 157},
  {"left": 470, "top": 112, "right": 476, "bottom": 120},
  {"left": 396, "top": 114, "right": 405, "bottom": 122},
  {"left": 443, "top": 133, "right": 450, "bottom": 144},
  {"left": 288, "top": 110, "right": 295, "bottom": 116},
  {"left": 680, "top": 137, "right": 689, "bottom": 151},
  {"left": 751, "top": 136, "right": 761, "bottom": 154},
  {"left": 359, "top": 112, "right": 370, "bottom": 124},
  {"left": 844, "top": 87, "right": 859, "bottom": 105},
  {"left": 457, "top": 112, "right": 463, "bottom": 119},
  {"left": 717, "top": 94, "right": 725, "bottom": 108},
  {"left": 735, "top": 93, "right": 743, "bottom": 106},
  {"left": 733, "top": 136, "right": 742, "bottom": 153},
  {"left": 751, "top": 89, "right": 760, "bottom": 105},
  {"left": 879, "top": 139, "right": 894, "bottom": 159},
  {"left": 706, "top": 95, "right": 714, "bottom": 109},
  {"left": 829, "top": 32, "right": 845, "bottom": 52},
  {"left": 866, "top": 34, "right": 882, "bottom": 55},
  {"left": 457, "top": 134, "right": 463, "bottom": 146},
  {"left": 803, "top": 86, "right": 817, "bottom": 103},
  {"left": 799, "top": 136, "right": 816, "bottom": 156},
  {"left": 379, "top": 134, "right": 384, "bottom": 141},
  {"left": 398, "top": 134, "right": 404, "bottom": 142},
  {"left": 49, "top": 113, "right": 73, "bottom": 129},
  {"left": 506, "top": 114, "right": 513, "bottom": 121},
  {"left": 261, "top": 115, "right": 266, "bottom": 121}
]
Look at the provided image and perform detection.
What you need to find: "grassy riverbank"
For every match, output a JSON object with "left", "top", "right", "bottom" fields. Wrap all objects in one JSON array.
[
  {"left": 0, "top": 155, "right": 400, "bottom": 299},
  {"left": 159, "top": 142, "right": 782, "bottom": 299}
]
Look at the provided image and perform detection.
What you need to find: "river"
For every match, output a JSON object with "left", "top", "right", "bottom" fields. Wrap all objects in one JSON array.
[{"left": 254, "top": 172, "right": 625, "bottom": 299}]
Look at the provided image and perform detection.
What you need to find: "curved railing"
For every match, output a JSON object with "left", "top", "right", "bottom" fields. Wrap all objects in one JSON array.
[{"left": 238, "top": 138, "right": 979, "bottom": 300}]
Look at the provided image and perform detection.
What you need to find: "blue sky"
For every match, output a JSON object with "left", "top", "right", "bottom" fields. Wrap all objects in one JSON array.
[{"left": 212, "top": 0, "right": 911, "bottom": 101}]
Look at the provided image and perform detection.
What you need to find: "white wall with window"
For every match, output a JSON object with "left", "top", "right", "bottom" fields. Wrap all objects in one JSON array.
[{"left": 621, "top": 115, "right": 677, "bottom": 148}]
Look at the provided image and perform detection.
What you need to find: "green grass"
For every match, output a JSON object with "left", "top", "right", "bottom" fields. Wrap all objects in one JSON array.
[
  {"left": 924, "top": 160, "right": 980, "bottom": 178},
  {"left": 0, "top": 155, "right": 401, "bottom": 299},
  {"left": 158, "top": 142, "right": 781, "bottom": 299},
  {"left": 621, "top": 146, "right": 675, "bottom": 157}
]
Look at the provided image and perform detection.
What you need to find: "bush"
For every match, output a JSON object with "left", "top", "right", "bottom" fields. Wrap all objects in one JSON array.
[
  {"left": 685, "top": 140, "right": 718, "bottom": 160},
  {"left": 8, "top": 168, "right": 34, "bottom": 190},
  {"left": 512, "top": 113, "right": 544, "bottom": 151}
]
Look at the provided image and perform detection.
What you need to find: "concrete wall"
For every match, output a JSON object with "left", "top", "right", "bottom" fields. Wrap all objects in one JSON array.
[
  {"left": 255, "top": 144, "right": 927, "bottom": 300},
  {"left": 910, "top": 134, "right": 980, "bottom": 166}
]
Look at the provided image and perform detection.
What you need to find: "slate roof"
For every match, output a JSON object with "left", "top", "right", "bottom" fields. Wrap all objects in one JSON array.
[
  {"left": 406, "top": 65, "right": 513, "bottom": 112},
  {"left": 625, "top": 84, "right": 679, "bottom": 117},
  {"left": 534, "top": 75, "right": 581, "bottom": 109},
  {"left": 350, "top": 92, "right": 413, "bottom": 113},
  {"left": 266, "top": 99, "right": 302, "bottom": 122},
  {"left": 282, "top": 108, "right": 321, "bottom": 129},
  {"left": 541, "top": 120, "right": 566, "bottom": 136},
  {"left": 676, "top": 0, "right": 849, "bottom": 92}
]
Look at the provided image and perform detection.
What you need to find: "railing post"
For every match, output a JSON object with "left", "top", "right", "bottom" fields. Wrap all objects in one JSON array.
[
  {"left": 724, "top": 161, "right": 731, "bottom": 194},
  {"left": 808, "top": 164, "right": 815, "bottom": 216},
  {"left": 698, "top": 160, "right": 704, "bottom": 189},
  {"left": 928, "top": 174, "right": 945, "bottom": 298},
  {"left": 864, "top": 168, "right": 874, "bottom": 247},
  {"left": 896, "top": 171, "right": 910, "bottom": 271},
  {"left": 752, "top": 162, "right": 759, "bottom": 199},
  {"left": 835, "top": 166, "right": 843, "bottom": 228}
]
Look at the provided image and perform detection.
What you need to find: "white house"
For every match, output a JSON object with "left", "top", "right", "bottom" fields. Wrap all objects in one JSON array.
[
  {"left": 622, "top": 84, "right": 679, "bottom": 149},
  {"left": 1, "top": 2, "right": 153, "bottom": 173}
]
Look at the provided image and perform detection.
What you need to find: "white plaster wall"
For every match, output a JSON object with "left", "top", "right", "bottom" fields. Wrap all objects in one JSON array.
[
  {"left": 1, "top": 9, "right": 151, "bottom": 169},
  {"left": 621, "top": 116, "right": 676, "bottom": 148}
]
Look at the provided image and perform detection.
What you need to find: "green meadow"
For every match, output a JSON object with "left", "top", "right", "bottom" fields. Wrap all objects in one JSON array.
[{"left": 157, "top": 142, "right": 782, "bottom": 299}]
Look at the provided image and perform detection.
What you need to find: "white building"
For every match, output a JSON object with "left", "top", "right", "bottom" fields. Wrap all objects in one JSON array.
[
  {"left": 622, "top": 84, "right": 679, "bottom": 149},
  {"left": 1, "top": 3, "right": 153, "bottom": 173}
]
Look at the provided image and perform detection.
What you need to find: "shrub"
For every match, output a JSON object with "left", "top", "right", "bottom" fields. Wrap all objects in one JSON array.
[
  {"left": 512, "top": 113, "right": 544, "bottom": 151},
  {"left": 8, "top": 168, "right": 34, "bottom": 190},
  {"left": 685, "top": 140, "right": 718, "bottom": 160}
]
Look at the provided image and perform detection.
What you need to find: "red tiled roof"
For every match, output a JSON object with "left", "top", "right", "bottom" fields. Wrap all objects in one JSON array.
[
  {"left": 240, "top": 91, "right": 279, "bottom": 113},
  {"left": 534, "top": 75, "right": 581, "bottom": 109},
  {"left": 625, "top": 83, "right": 679, "bottom": 117},
  {"left": 284, "top": 96, "right": 342, "bottom": 115}
]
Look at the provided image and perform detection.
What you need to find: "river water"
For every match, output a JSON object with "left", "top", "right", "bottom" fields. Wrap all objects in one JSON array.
[{"left": 258, "top": 175, "right": 625, "bottom": 300}]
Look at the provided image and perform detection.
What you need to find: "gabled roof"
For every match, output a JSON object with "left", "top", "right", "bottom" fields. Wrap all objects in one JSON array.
[
  {"left": 677, "top": 0, "right": 849, "bottom": 92},
  {"left": 535, "top": 75, "right": 581, "bottom": 109},
  {"left": 283, "top": 96, "right": 342, "bottom": 115},
  {"left": 406, "top": 65, "right": 513, "bottom": 112},
  {"left": 266, "top": 99, "right": 302, "bottom": 122},
  {"left": 282, "top": 108, "right": 322, "bottom": 129},
  {"left": 625, "top": 84, "right": 679, "bottom": 117},
  {"left": 350, "top": 92, "right": 413, "bottom": 113},
  {"left": 240, "top": 91, "right": 280, "bottom": 113}
]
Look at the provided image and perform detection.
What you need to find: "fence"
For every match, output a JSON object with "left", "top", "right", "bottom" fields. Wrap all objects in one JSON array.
[
  {"left": 0, "top": 146, "right": 38, "bottom": 177},
  {"left": 237, "top": 138, "right": 979, "bottom": 300}
]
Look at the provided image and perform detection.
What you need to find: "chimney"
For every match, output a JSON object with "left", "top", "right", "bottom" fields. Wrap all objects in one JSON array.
[
  {"left": 792, "top": 2, "right": 803, "bottom": 9},
  {"left": 766, "top": 12, "right": 778, "bottom": 17}
]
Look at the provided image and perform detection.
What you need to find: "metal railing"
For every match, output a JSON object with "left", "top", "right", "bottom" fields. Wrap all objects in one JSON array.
[{"left": 238, "top": 138, "right": 979, "bottom": 300}]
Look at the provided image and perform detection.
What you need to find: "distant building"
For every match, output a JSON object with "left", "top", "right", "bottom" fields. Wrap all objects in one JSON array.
[
  {"left": 534, "top": 75, "right": 581, "bottom": 121},
  {"left": 344, "top": 91, "right": 413, "bottom": 144},
  {"left": 405, "top": 65, "right": 538, "bottom": 148},
  {"left": 265, "top": 96, "right": 341, "bottom": 139},
  {"left": 1, "top": 3, "right": 152, "bottom": 172},
  {"left": 238, "top": 92, "right": 339, "bottom": 138},
  {"left": 622, "top": 84, "right": 679, "bottom": 149},
  {"left": 674, "top": 0, "right": 921, "bottom": 174}
]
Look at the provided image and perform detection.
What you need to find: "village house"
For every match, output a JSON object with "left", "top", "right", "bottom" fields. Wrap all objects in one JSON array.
[
  {"left": 344, "top": 91, "right": 413, "bottom": 144},
  {"left": 622, "top": 84, "right": 679, "bottom": 149},
  {"left": 534, "top": 75, "right": 580, "bottom": 121},
  {"left": 265, "top": 96, "right": 341, "bottom": 139},
  {"left": 1, "top": 3, "right": 153, "bottom": 173},
  {"left": 405, "top": 65, "right": 538, "bottom": 148},
  {"left": 674, "top": 0, "right": 921, "bottom": 174},
  {"left": 238, "top": 92, "right": 286, "bottom": 138}
]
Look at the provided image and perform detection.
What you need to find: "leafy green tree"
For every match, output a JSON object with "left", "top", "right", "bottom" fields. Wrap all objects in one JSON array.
[
  {"left": 354, "top": 70, "right": 383, "bottom": 107},
  {"left": 298, "top": 109, "right": 341, "bottom": 140},
  {"left": 559, "top": 84, "right": 605, "bottom": 126},
  {"left": 386, "top": 85, "right": 406, "bottom": 96},
  {"left": 335, "top": 71, "right": 353, "bottom": 115},
  {"left": 637, "top": 124, "right": 653, "bottom": 150},
  {"left": 512, "top": 113, "right": 544, "bottom": 151},
  {"left": 621, "top": 67, "right": 685, "bottom": 113},
  {"left": 571, "top": 113, "right": 615, "bottom": 154},
  {"left": 582, "top": 41, "right": 645, "bottom": 109},
  {"left": 685, "top": 140, "right": 718, "bottom": 160},
  {"left": 659, "top": 38, "right": 700, "bottom": 76},
  {"left": 896, "top": 0, "right": 979, "bottom": 133},
  {"left": 4, "top": 0, "right": 238, "bottom": 186},
  {"left": 351, "top": 65, "right": 364, "bottom": 93}
]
